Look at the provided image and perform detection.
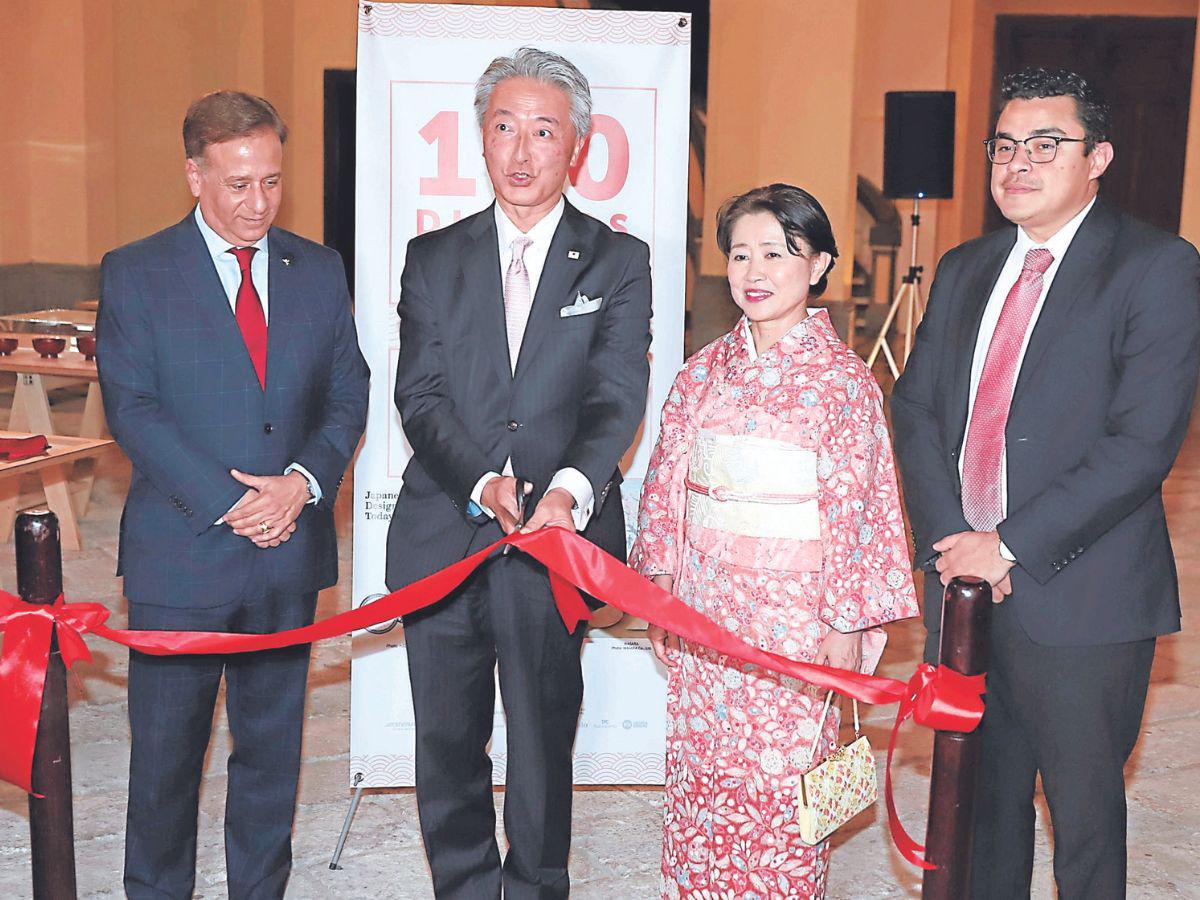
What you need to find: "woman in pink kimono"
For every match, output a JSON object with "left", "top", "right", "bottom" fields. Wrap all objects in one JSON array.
[{"left": 630, "top": 184, "right": 920, "bottom": 899}]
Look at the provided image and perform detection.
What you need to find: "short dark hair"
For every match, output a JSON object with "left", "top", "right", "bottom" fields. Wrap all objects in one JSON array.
[
  {"left": 715, "top": 183, "right": 839, "bottom": 299},
  {"left": 999, "top": 68, "right": 1112, "bottom": 152},
  {"left": 183, "top": 91, "right": 288, "bottom": 160}
]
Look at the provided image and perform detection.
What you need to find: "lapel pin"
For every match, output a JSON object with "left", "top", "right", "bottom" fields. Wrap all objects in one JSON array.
[
  {"left": 567, "top": 250, "right": 580, "bottom": 260},
  {"left": 281, "top": 254, "right": 294, "bottom": 267}
]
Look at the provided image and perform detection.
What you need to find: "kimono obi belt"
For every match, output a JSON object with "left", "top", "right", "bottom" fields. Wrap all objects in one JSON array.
[{"left": 684, "top": 431, "right": 822, "bottom": 572}]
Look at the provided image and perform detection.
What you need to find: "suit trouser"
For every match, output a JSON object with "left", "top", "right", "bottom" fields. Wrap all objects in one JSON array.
[
  {"left": 968, "top": 599, "right": 1154, "bottom": 900},
  {"left": 404, "top": 552, "right": 586, "bottom": 900},
  {"left": 123, "top": 591, "right": 318, "bottom": 900}
]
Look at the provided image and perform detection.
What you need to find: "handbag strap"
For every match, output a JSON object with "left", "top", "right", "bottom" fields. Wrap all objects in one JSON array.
[{"left": 805, "top": 691, "right": 861, "bottom": 769}]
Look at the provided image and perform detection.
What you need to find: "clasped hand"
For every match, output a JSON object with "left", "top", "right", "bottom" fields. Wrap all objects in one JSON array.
[
  {"left": 223, "top": 469, "right": 309, "bottom": 548},
  {"left": 933, "top": 529, "right": 1013, "bottom": 601}
]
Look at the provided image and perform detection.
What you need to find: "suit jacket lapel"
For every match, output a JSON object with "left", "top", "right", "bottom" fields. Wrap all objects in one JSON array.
[
  {"left": 947, "top": 230, "right": 1015, "bottom": 452},
  {"left": 265, "top": 228, "right": 301, "bottom": 394},
  {"left": 514, "top": 201, "right": 589, "bottom": 380},
  {"left": 172, "top": 215, "right": 256, "bottom": 367},
  {"left": 1011, "top": 201, "right": 1116, "bottom": 406},
  {"left": 463, "top": 207, "right": 511, "bottom": 386}
]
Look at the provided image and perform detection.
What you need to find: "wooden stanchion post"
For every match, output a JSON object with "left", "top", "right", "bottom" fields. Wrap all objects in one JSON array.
[
  {"left": 16, "top": 509, "right": 78, "bottom": 899},
  {"left": 922, "top": 575, "right": 991, "bottom": 900}
]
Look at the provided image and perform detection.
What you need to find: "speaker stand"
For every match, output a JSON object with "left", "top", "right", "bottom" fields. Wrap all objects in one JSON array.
[{"left": 866, "top": 197, "right": 926, "bottom": 380}]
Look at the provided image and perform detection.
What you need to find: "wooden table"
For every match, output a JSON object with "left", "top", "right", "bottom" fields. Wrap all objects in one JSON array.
[
  {"left": 0, "top": 431, "right": 115, "bottom": 550},
  {"left": 0, "top": 349, "right": 107, "bottom": 513}
]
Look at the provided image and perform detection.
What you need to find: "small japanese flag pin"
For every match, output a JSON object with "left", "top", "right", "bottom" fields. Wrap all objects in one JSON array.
[{"left": 567, "top": 250, "right": 580, "bottom": 260}]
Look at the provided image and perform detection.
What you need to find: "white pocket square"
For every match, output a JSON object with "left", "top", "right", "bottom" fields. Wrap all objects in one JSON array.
[{"left": 560, "top": 293, "right": 603, "bottom": 318}]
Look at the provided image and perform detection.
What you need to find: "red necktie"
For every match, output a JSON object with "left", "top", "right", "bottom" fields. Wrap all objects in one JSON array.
[
  {"left": 229, "top": 246, "right": 267, "bottom": 389},
  {"left": 960, "top": 247, "right": 1054, "bottom": 531}
]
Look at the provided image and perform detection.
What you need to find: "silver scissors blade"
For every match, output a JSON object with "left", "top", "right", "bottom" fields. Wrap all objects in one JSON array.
[{"left": 502, "top": 477, "right": 529, "bottom": 555}]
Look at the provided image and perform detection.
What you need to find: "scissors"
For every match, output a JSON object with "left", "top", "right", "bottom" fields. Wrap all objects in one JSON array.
[{"left": 502, "top": 476, "right": 530, "bottom": 556}]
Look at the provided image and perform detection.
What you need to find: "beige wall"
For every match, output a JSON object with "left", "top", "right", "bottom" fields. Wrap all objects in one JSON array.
[
  {"left": 701, "top": 0, "right": 860, "bottom": 287},
  {"left": 850, "top": 0, "right": 954, "bottom": 295},
  {"left": 0, "top": 0, "right": 574, "bottom": 268},
  {"left": 1, "top": 1, "right": 93, "bottom": 265},
  {"left": 942, "top": 0, "right": 1198, "bottom": 255},
  {"left": 703, "top": 0, "right": 1200, "bottom": 290},
  {"left": 4, "top": 0, "right": 1200, "bottom": 273},
  {"left": 0, "top": 4, "right": 34, "bottom": 264},
  {"left": 1180, "top": 1, "right": 1200, "bottom": 245},
  {"left": 0, "top": 0, "right": 359, "bottom": 265}
]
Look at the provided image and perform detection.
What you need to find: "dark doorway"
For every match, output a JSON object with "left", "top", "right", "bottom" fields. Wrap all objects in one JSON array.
[
  {"left": 324, "top": 69, "right": 356, "bottom": 294},
  {"left": 988, "top": 15, "right": 1196, "bottom": 234}
]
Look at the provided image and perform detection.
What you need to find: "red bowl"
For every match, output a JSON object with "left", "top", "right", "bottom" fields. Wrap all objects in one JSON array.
[
  {"left": 32, "top": 337, "right": 67, "bottom": 359},
  {"left": 0, "top": 338, "right": 17, "bottom": 356},
  {"left": 77, "top": 335, "right": 97, "bottom": 360}
]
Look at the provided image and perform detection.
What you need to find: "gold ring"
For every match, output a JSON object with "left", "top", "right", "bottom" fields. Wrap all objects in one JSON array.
[{"left": 258, "top": 521, "right": 270, "bottom": 535}]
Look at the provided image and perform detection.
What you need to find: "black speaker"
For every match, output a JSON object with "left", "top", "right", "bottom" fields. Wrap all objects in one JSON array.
[{"left": 883, "top": 91, "right": 955, "bottom": 199}]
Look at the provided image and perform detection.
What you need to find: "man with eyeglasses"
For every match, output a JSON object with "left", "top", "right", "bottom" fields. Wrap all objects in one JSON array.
[{"left": 893, "top": 68, "right": 1200, "bottom": 898}]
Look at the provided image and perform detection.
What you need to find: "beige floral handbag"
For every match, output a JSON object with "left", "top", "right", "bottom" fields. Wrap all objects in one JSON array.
[{"left": 797, "top": 691, "right": 878, "bottom": 845}]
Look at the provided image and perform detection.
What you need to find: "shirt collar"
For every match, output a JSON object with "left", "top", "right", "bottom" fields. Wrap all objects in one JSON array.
[
  {"left": 1014, "top": 196, "right": 1096, "bottom": 259},
  {"left": 494, "top": 196, "right": 566, "bottom": 251},
  {"left": 193, "top": 204, "right": 269, "bottom": 262}
]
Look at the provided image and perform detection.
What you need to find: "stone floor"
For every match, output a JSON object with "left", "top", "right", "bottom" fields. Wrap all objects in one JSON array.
[{"left": 1, "top": 382, "right": 1199, "bottom": 899}]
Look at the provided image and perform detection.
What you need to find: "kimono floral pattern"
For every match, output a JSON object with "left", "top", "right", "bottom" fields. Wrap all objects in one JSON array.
[{"left": 629, "top": 311, "right": 919, "bottom": 899}]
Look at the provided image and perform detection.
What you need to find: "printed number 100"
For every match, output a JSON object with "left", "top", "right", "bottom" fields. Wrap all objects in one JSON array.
[{"left": 418, "top": 110, "right": 631, "bottom": 203}]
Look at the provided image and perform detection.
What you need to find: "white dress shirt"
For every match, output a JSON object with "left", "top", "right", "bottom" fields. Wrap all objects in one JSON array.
[
  {"left": 194, "top": 204, "right": 271, "bottom": 321},
  {"left": 960, "top": 197, "right": 1096, "bottom": 557},
  {"left": 470, "top": 198, "right": 596, "bottom": 530},
  {"left": 194, "top": 205, "right": 322, "bottom": 509},
  {"left": 495, "top": 197, "right": 563, "bottom": 324}
]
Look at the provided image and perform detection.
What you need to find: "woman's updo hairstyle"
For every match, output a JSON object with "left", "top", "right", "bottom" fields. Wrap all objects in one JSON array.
[{"left": 714, "top": 183, "right": 839, "bottom": 298}]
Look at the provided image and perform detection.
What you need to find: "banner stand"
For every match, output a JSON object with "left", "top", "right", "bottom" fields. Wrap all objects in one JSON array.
[
  {"left": 350, "top": 1, "right": 691, "bottom": 795},
  {"left": 328, "top": 771, "right": 367, "bottom": 870}
]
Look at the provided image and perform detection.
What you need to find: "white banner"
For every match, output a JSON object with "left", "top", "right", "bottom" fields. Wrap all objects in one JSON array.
[{"left": 350, "top": 2, "right": 690, "bottom": 787}]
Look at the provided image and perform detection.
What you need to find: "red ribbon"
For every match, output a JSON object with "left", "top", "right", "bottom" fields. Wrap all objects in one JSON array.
[{"left": 0, "top": 528, "right": 984, "bottom": 867}]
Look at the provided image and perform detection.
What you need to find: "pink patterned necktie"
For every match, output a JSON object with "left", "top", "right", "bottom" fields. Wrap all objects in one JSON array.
[
  {"left": 960, "top": 247, "right": 1054, "bottom": 530},
  {"left": 503, "top": 236, "right": 534, "bottom": 374}
]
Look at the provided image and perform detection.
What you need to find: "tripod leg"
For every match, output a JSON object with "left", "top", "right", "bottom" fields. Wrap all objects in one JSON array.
[
  {"left": 866, "top": 288, "right": 907, "bottom": 369},
  {"left": 904, "top": 284, "right": 916, "bottom": 363},
  {"left": 880, "top": 336, "right": 901, "bottom": 380}
]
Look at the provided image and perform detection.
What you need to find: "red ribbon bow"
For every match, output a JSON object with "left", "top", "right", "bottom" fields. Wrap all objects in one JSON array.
[
  {"left": 0, "top": 528, "right": 984, "bottom": 867},
  {"left": 0, "top": 593, "right": 111, "bottom": 795},
  {"left": 883, "top": 663, "right": 987, "bottom": 868}
]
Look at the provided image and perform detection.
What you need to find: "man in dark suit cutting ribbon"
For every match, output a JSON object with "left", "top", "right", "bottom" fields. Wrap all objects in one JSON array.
[
  {"left": 97, "top": 91, "right": 368, "bottom": 899},
  {"left": 893, "top": 69, "right": 1200, "bottom": 897},
  {"left": 385, "top": 48, "right": 652, "bottom": 899}
]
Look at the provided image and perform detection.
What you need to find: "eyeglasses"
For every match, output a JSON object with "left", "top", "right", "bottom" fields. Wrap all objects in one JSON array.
[{"left": 983, "top": 135, "right": 1088, "bottom": 164}]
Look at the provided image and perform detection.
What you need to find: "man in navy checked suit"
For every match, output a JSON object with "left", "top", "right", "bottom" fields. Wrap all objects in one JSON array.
[{"left": 96, "top": 92, "right": 368, "bottom": 899}]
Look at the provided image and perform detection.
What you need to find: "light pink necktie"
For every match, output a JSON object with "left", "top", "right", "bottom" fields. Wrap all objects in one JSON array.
[
  {"left": 961, "top": 247, "right": 1054, "bottom": 531},
  {"left": 503, "top": 236, "right": 534, "bottom": 374}
]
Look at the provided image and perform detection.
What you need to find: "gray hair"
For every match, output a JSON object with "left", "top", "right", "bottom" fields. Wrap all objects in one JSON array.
[{"left": 474, "top": 47, "right": 592, "bottom": 141}]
